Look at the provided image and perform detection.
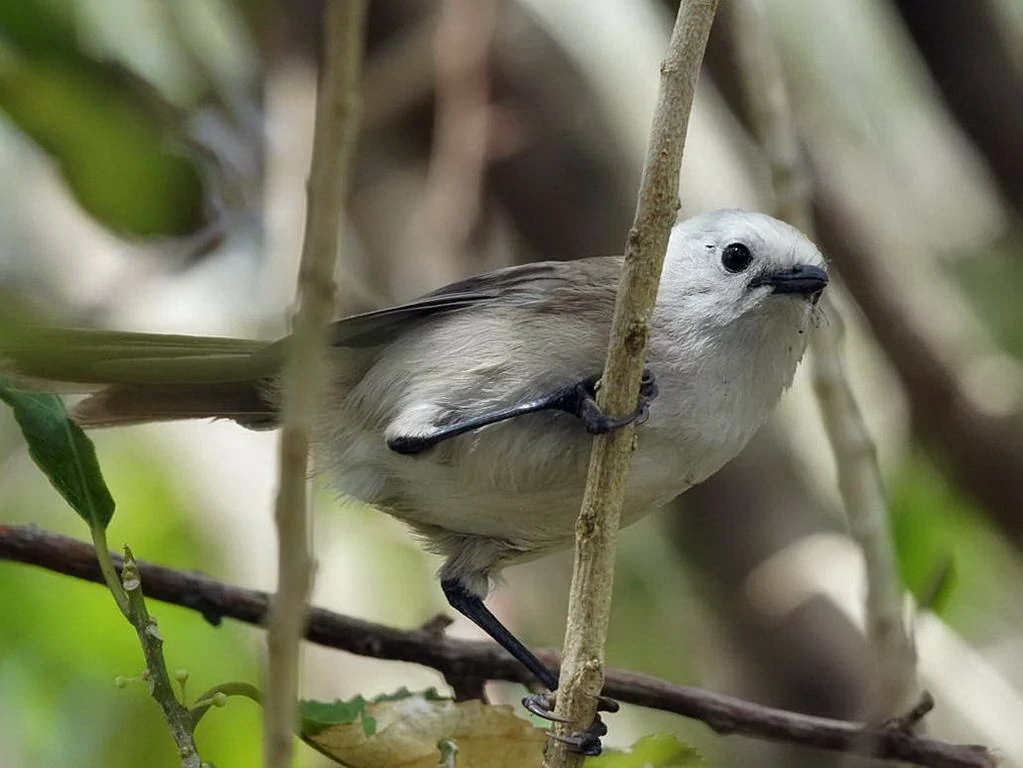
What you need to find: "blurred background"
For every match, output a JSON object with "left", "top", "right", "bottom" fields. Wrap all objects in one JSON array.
[{"left": 1, "top": 0, "right": 1022, "bottom": 766}]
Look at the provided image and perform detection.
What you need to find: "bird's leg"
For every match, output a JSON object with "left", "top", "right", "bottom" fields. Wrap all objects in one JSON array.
[
  {"left": 441, "top": 579, "right": 618, "bottom": 756},
  {"left": 560, "top": 367, "right": 658, "bottom": 435},
  {"left": 441, "top": 579, "right": 559, "bottom": 689},
  {"left": 523, "top": 691, "right": 619, "bottom": 757},
  {"left": 388, "top": 369, "right": 658, "bottom": 454}
]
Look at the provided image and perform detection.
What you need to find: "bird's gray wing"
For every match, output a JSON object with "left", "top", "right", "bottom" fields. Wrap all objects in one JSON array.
[
  {"left": 329, "top": 259, "right": 618, "bottom": 348},
  {"left": 327, "top": 292, "right": 496, "bottom": 348}
]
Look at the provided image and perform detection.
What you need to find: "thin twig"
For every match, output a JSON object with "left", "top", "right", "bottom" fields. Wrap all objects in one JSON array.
[
  {"left": 547, "top": 3, "right": 719, "bottom": 764},
  {"left": 191, "top": 681, "right": 263, "bottom": 728},
  {"left": 90, "top": 525, "right": 200, "bottom": 763},
  {"left": 811, "top": 305, "right": 918, "bottom": 713},
  {"left": 265, "top": 3, "right": 366, "bottom": 767},
  {"left": 120, "top": 547, "right": 203, "bottom": 768},
  {"left": 0, "top": 525, "right": 994, "bottom": 768},
  {"left": 723, "top": 0, "right": 917, "bottom": 716}
]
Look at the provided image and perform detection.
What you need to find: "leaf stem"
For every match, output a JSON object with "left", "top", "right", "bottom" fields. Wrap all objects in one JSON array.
[
  {"left": 90, "top": 525, "right": 129, "bottom": 618},
  {"left": 191, "top": 681, "right": 264, "bottom": 728}
]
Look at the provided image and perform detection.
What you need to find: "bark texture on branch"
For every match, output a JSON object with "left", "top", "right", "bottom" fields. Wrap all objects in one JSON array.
[
  {"left": 0, "top": 524, "right": 994, "bottom": 768},
  {"left": 547, "top": 2, "right": 719, "bottom": 765}
]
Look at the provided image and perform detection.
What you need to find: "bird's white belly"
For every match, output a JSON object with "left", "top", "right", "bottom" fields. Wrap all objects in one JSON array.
[
  {"left": 320, "top": 351, "right": 782, "bottom": 565},
  {"left": 335, "top": 415, "right": 722, "bottom": 554}
]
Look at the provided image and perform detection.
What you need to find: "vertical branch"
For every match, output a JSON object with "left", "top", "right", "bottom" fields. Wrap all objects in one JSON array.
[
  {"left": 264, "top": 3, "right": 367, "bottom": 767},
  {"left": 724, "top": 0, "right": 917, "bottom": 716},
  {"left": 544, "top": 2, "right": 719, "bottom": 766},
  {"left": 811, "top": 305, "right": 917, "bottom": 715}
]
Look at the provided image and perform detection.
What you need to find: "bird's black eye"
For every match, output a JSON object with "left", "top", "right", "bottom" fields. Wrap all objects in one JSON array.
[{"left": 721, "top": 242, "right": 753, "bottom": 273}]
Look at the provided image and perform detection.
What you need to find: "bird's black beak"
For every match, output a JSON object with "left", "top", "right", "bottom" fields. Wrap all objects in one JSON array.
[{"left": 749, "top": 264, "right": 828, "bottom": 296}]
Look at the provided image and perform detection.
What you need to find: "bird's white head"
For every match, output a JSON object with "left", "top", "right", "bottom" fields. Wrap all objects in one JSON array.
[
  {"left": 628, "top": 211, "right": 827, "bottom": 508},
  {"left": 660, "top": 208, "right": 828, "bottom": 334}
]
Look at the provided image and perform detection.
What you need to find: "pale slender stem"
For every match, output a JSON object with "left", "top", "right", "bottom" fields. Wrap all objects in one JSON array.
[
  {"left": 544, "top": 2, "right": 720, "bottom": 766},
  {"left": 725, "top": 0, "right": 917, "bottom": 716},
  {"left": 263, "top": 3, "right": 366, "bottom": 767},
  {"left": 811, "top": 304, "right": 917, "bottom": 713},
  {"left": 91, "top": 526, "right": 129, "bottom": 617},
  {"left": 191, "top": 681, "right": 264, "bottom": 728}
]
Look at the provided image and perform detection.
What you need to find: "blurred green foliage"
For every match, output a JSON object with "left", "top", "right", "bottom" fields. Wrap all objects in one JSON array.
[
  {"left": 952, "top": 234, "right": 1023, "bottom": 359},
  {"left": 0, "top": 436, "right": 263, "bottom": 766},
  {"left": 891, "top": 451, "right": 1023, "bottom": 634},
  {"left": 587, "top": 734, "right": 703, "bottom": 768},
  {"left": 0, "top": 0, "right": 206, "bottom": 237},
  {"left": 0, "top": 0, "right": 76, "bottom": 54}
]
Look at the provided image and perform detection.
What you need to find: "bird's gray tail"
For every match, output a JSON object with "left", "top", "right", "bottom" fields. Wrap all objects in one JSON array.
[{"left": 0, "top": 325, "right": 283, "bottom": 429}]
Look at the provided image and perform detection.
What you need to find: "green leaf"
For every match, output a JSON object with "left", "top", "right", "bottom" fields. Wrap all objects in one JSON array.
[
  {"left": 301, "top": 688, "right": 447, "bottom": 740},
  {"left": 0, "top": 0, "right": 77, "bottom": 55},
  {"left": 301, "top": 695, "right": 376, "bottom": 739},
  {"left": 0, "top": 378, "right": 115, "bottom": 530},
  {"left": 0, "top": 54, "right": 206, "bottom": 237},
  {"left": 300, "top": 692, "right": 545, "bottom": 768},
  {"left": 915, "top": 554, "right": 957, "bottom": 615},
  {"left": 891, "top": 453, "right": 973, "bottom": 617},
  {"left": 585, "top": 734, "right": 704, "bottom": 768}
]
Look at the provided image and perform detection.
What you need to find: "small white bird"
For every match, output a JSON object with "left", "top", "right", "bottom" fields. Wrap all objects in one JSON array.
[{"left": 2, "top": 209, "right": 827, "bottom": 753}]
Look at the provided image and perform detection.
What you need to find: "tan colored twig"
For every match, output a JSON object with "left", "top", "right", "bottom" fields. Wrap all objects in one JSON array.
[
  {"left": 724, "top": 0, "right": 917, "bottom": 716},
  {"left": 0, "top": 525, "right": 995, "bottom": 768},
  {"left": 264, "top": 3, "right": 366, "bottom": 767},
  {"left": 810, "top": 307, "right": 918, "bottom": 714},
  {"left": 544, "top": 2, "right": 720, "bottom": 766}
]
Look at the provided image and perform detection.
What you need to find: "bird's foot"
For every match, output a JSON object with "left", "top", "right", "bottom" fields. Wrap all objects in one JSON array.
[
  {"left": 522, "top": 691, "right": 620, "bottom": 757},
  {"left": 570, "top": 367, "right": 659, "bottom": 434}
]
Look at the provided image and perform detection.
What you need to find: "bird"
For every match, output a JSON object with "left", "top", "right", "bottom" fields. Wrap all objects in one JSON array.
[{"left": 0, "top": 208, "right": 827, "bottom": 754}]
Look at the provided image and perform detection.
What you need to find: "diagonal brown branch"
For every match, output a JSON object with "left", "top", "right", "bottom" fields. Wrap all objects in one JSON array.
[
  {"left": 0, "top": 524, "right": 993, "bottom": 768},
  {"left": 548, "top": 2, "right": 719, "bottom": 764}
]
